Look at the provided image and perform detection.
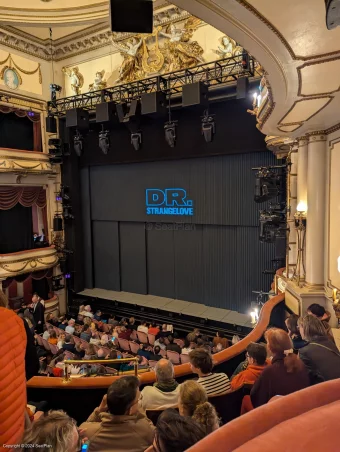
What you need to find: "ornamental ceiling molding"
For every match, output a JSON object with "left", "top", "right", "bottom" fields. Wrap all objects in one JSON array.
[
  {"left": 0, "top": 247, "right": 58, "bottom": 279},
  {"left": 0, "top": 26, "right": 51, "bottom": 61},
  {"left": 278, "top": 96, "right": 334, "bottom": 126},
  {"left": 297, "top": 55, "right": 340, "bottom": 97},
  {"left": 0, "top": 149, "right": 55, "bottom": 176}
]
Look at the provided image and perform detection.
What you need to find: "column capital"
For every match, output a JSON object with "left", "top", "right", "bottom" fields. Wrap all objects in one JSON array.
[
  {"left": 297, "top": 136, "right": 309, "bottom": 146},
  {"left": 307, "top": 131, "right": 327, "bottom": 142}
]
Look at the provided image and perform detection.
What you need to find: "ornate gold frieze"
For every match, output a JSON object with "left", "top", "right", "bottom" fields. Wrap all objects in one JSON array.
[
  {"left": 0, "top": 149, "right": 55, "bottom": 175},
  {"left": 0, "top": 247, "right": 58, "bottom": 279}
]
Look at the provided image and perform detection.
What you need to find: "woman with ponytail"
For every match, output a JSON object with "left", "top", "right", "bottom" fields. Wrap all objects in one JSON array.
[
  {"left": 250, "top": 328, "right": 309, "bottom": 408},
  {"left": 179, "top": 380, "right": 220, "bottom": 434}
]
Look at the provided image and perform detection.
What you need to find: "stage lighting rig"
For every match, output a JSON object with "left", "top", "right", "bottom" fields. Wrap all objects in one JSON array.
[
  {"left": 99, "top": 125, "right": 110, "bottom": 154},
  {"left": 253, "top": 165, "right": 286, "bottom": 203},
  {"left": 52, "top": 275, "right": 65, "bottom": 291},
  {"left": 50, "top": 84, "right": 61, "bottom": 107},
  {"left": 63, "top": 205, "right": 74, "bottom": 220},
  {"left": 73, "top": 130, "right": 83, "bottom": 157},
  {"left": 48, "top": 138, "right": 63, "bottom": 164},
  {"left": 259, "top": 205, "right": 287, "bottom": 244},
  {"left": 201, "top": 110, "right": 215, "bottom": 143},
  {"left": 164, "top": 122, "right": 177, "bottom": 148},
  {"left": 131, "top": 132, "right": 142, "bottom": 151}
]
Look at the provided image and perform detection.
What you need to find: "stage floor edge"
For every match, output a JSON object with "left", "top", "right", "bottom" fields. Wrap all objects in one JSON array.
[{"left": 78, "top": 288, "right": 254, "bottom": 329}]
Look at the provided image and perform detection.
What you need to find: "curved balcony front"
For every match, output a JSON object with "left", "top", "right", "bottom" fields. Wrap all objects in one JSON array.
[{"left": 0, "top": 148, "right": 55, "bottom": 176}]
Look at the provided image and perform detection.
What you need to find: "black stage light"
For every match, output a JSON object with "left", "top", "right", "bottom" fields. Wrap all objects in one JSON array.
[
  {"left": 48, "top": 138, "right": 63, "bottom": 164},
  {"left": 99, "top": 126, "right": 110, "bottom": 154},
  {"left": 164, "top": 122, "right": 177, "bottom": 148},
  {"left": 50, "top": 84, "right": 62, "bottom": 106},
  {"left": 131, "top": 132, "right": 142, "bottom": 151},
  {"left": 201, "top": 111, "right": 215, "bottom": 143},
  {"left": 326, "top": 0, "right": 340, "bottom": 29},
  {"left": 63, "top": 205, "right": 74, "bottom": 220},
  {"left": 73, "top": 130, "right": 83, "bottom": 157},
  {"left": 254, "top": 167, "right": 281, "bottom": 203},
  {"left": 60, "top": 185, "right": 70, "bottom": 201}
]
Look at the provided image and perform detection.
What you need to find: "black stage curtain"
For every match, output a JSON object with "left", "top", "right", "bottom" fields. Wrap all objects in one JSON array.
[
  {"left": 0, "top": 112, "right": 34, "bottom": 150},
  {"left": 32, "top": 277, "right": 50, "bottom": 300},
  {"left": 0, "top": 203, "right": 34, "bottom": 253}
]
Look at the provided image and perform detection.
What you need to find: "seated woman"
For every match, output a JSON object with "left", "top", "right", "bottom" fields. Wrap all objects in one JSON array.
[
  {"left": 307, "top": 303, "right": 334, "bottom": 341},
  {"left": 250, "top": 328, "right": 309, "bottom": 408},
  {"left": 48, "top": 330, "right": 58, "bottom": 345},
  {"left": 298, "top": 315, "right": 340, "bottom": 384},
  {"left": 179, "top": 380, "right": 219, "bottom": 434},
  {"left": 84, "top": 344, "right": 97, "bottom": 360},
  {"left": 213, "top": 331, "right": 229, "bottom": 350},
  {"left": 57, "top": 332, "right": 65, "bottom": 349},
  {"left": 285, "top": 314, "right": 307, "bottom": 350},
  {"left": 90, "top": 332, "right": 101, "bottom": 346}
]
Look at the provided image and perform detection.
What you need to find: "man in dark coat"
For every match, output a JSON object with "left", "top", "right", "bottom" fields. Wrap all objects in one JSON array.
[{"left": 29, "top": 293, "right": 45, "bottom": 334}]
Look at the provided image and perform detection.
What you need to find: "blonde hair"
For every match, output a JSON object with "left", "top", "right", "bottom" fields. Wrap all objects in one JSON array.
[
  {"left": 179, "top": 380, "right": 219, "bottom": 433},
  {"left": 21, "top": 410, "right": 78, "bottom": 452}
]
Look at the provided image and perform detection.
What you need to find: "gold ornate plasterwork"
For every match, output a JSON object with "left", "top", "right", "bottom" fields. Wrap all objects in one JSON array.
[
  {"left": 0, "top": 53, "right": 42, "bottom": 88},
  {"left": 62, "top": 67, "right": 84, "bottom": 95},
  {"left": 0, "top": 247, "right": 58, "bottom": 278},
  {"left": 0, "top": 90, "right": 45, "bottom": 112},
  {"left": 265, "top": 136, "right": 292, "bottom": 158},
  {"left": 0, "top": 149, "right": 55, "bottom": 175}
]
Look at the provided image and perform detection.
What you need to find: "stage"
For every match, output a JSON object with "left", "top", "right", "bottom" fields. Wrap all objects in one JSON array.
[{"left": 78, "top": 288, "right": 254, "bottom": 329}]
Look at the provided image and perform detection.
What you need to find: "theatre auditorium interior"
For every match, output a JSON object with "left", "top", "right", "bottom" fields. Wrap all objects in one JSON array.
[{"left": 2, "top": 0, "right": 340, "bottom": 451}]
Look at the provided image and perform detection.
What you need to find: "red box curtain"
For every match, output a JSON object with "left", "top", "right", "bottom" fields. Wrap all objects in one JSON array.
[{"left": 0, "top": 186, "right": 46, "bottom": 210}]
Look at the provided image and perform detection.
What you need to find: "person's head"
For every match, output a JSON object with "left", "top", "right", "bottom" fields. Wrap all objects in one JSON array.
[
  {"left": 298, "top": 314, "right": 328, "bottom": 341},
  {"left": 186, "top": 332, "right": 197, "bottom": 344},
  {"left": 82, "top": 324, "right": 89, "bottom": 332},
  {"left": 85, "top": 305, "right": 92, "bottom": 313},
  {"left": 147, "top": 408, "right": 206, "bottom": 452},
  {"left": 97, "top": 348, "right": 105, "bottom": 358},
  {"left": 83, "top": 317, "right": 91, "bottom": 326},
  {"left": 193, "top": 328, "right": 200, "bottom": 337},
  {"left": 246, "top": 342, "right": 267, "bottom": 366},
  {"left": 86, "top": 344, "right": 96, "bottom": 356},
  {"left": 265, "top": 328, "right": 304, "bottom": 373},
  {"left": 307, "top": 303, "right": 327, "bottom": 320},
  {"left": 47, "top": 325, "right": 54, "bottom": 332},
  {"left": 201, "top": 335, "right": 210, "bottom": 344},
  {"left": 216, "top": 331, "right": 225, "bottom": 338},
  {"left": 95, "top": 310, "right": 102, "bottom": 316},
  {"left": 158, "top": 337, "right": 164, "bottom": 344},
  {"left": 154, "top": 346, "right": 161, "bottom": 355},
  {"left": 108, "top": 349, "right": 118, "bottom": 360},
  {"left": 109, "top": 314, "right": 115, "bottom": 319},
  {"left": 59, "top": 333, "right": 65, "bottom": 342},
  {"left": 129, "top": 316, "right": 135, "bottom": 325},
  {"left": 162, "top": 324, "right": 167, "bottom": 331},
  {"left": 64, "top": 334, "right": 72, "bottom": 344},
  {"left": 107, "top": 376, "right": 140, "bottom": 416},
  {"left": 32, "top": 293, "right": 40, "bottom": 303},
  {"left": 179, "top": 380, "right": 219, "bottom": 434},
  {"left": 155, "top": 359, "right": 175, "bottom": 383},
  {"left": 285, "top": 314, "right": 300, "bottom": 336},
  {"left": 77, "top": 314, "right": 84, "bottom": 322},
  {"left": 21, "top": 410, "right": 80, "bottom": 452},
  {"left": 68, "top": 319, "right": 75, "bottom": 327},
  {"left": 151, "top": 321, "right": 157, "bottom": 328},
  {"left": 75, "top": 343, "right": 82, "bottom": 353},
  {"left": 141, "top": 320, "right": 147, "bottom": 326},
  {"left": 120, "top": 326, "right": 126, "bottom": 332},
  {"left": 46, "top": 313, "right": 53, "bottom": 321},
  {"left": 189, "top": 348, "right": 213, "bottom": 375},
  {"left": 49, "top": 330, "right": 57, "bottom": 339},
  {"left": 167, "top": 335, "right": 174, "bottom": 344}
]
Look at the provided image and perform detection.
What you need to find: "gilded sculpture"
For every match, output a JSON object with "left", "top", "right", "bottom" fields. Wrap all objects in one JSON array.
[
  {"left": 112, "top": 37, "right": 144, "bottom": 84},
  {"left": 62, "top": 66, "right": 84, "bottom": 95},
  {"left": 216, "top": 36, "right": 243, "bottom": 59},
  {"left": 89, "top": 70, "right": 107, "bottom": 91}
]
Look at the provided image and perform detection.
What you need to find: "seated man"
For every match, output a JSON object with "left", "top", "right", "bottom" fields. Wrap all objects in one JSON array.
[
  {"left": 137, "top": 344, "right": 152, "bottom": 360},
  {"left": 62, "top": 335, "right": 77, "bottom": 354},
  {"left": 189, "top": 348, "right": 231, "bottom": 395},
  {"left": 94, "top": 310, "right": 102, "bottom": 321},
  {"left": 166, "top": 336, "right": 181, "bottom": 354},
  {"left": 154, "top": 337, "right": 166, "bottom": 351},
  {"left": 80, "top": 376, "right": 154, "bottom": 452},
  {"left": 230, "top": 342, "right": 267, "bottom": 390},
  {"left": 139, "top": 359, "right": 180, "bottom": 410},
  {"left": 65, "top": 319, "right": 75, "bottom": 335},
  {"left": 148, "top": 346, "right": 163, "bottom": 362},
  {"left": 80, "top": 324, "right": 92, "bottom": 342}
]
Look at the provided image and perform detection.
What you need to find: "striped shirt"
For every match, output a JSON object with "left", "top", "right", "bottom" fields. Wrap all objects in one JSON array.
[{"left": 197, "top": 372, "right": 231, "bottom": 395}]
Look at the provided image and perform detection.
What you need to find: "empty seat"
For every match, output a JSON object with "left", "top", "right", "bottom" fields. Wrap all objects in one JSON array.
[
  {"left": 129, "top": 341, "right": 140, "bottom": 354},
  {"left": 137, "top": 331, "right": 148, "bottom": 344},
  {"left": 73, "top": 336, "right": 81, "bottom": 345},
  {"left": 118, "top": 338, "right": 131, "bottom": 352},
  {"left": 49, "top": 343, "right": 59, "bottom": 355},
  {"left": 148, "top": 360, "right": 158, "bottom": 369},
  {"left": 167, "top": 350, "right": 180, "bottom": 364},
  {"left": 41, "top": 338, "right": 51, "bottom": 352},
  {"left": 148, "top": 333, "right": 156, "bottom": 345},
  {"left": 208, "top": 387, "right": 245, "bottom": 424},
  {"left": 35, "top": 335, "right": 43, "bottom": 346},
  {"left": 174, "top": 338, "right": 184, "bottom": 348},
  {"left": 180, "top": 353, "right": 190, "bottom": 364},
  {"left": 159, "top": 349, "right": 167, "bottom": 357},
  {"left": 130, "top": 330, "right": 138, "bottom": 341}
]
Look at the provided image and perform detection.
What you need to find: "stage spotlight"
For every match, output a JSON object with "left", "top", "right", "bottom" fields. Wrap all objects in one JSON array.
[
  {"left": 50, "top": 84, "right": 62, "bottom": 107},
  {"left": 99, "top": 126, "right": 110, "bottom": 154},
  {"left": 60, "top": 185, "right": 70, "bottom": 201},
  {"left": 131, "top": 132, "right": 142, "bottom": 150},
  {"left": 164, "top": 122, "right": 177, "bottom": 148},
  {"left": 201, "top": 111, "right": 215, "bottom": 143},
  {"left": 73, "top": 130, "right": 83, "bottom": 157}
]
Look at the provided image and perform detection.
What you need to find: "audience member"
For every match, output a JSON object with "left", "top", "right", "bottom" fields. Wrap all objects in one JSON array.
[
  {"left": 166, "top": 336, "right": 181, "bottom": 354},
  {"left": 154, "top": 336, "right": 166, "bottom": 351},
  {"left": 48, "top": 330, "right": 58, "bottom": 345},
  {"left": 307, "top": 303, "right": 334, "bottom": 340},
  {"left": 80, "top": 324, "right": 92, "bottom": 342},
  {"left": 181, "top": 336, "right": 196, "bottom": 355},
  {"left": 137, "top": 343, "right": 152, "bottom": 360},
  {"left": 100, "top": 332, "right": 109, "bottom": 345},
  {"left": 139, "top": 359, "right": 180, "bottom": 410},
  {"left": 21, "top": 410, "right": 81, "bottom": 452},
  {"left": 148, "top": 346, "right": 163, "bottom": 362},
  {"left": 159, "top": 324, "right": 171, "bottom": 338},
  {"left": 189, "top": 348, "right": 231, "bottom": 395},
  {"left": 138, "top": 320, "right": 149, "bottom": 335},
  {"left": 145, "top": 409, "right": 206, "bottom": 452},
  {"left": 74, "top": 343, "right": 85, "bottom": 359},
  {"left": 62, "top": 335, "right": 77, "bottom": 354},
  {"left": 65, "top": 319, "right": 76, "bottom": 335},
  {"left": 129, "top": 317, "right": 137, "bottom": 330},
  {"left": 108, "top": 314, "right": 118, "bottom": 326},
  {"left": 121, "top": 355, "right": 148, "bottom": 372},
  {"left": 148, "top": 321, "right": 160, "bottom": 336},
  {"left": 285, "top": 314, "right": 307, "bottom": 350},
  {"left": 84, "top": 344, "right": 97, "bottom": 360},
  {"left": 76, "top": 314, "right": 84, "bottom": 325},
  {"left": 213, "top": 331, "right": 229, "bottom": 350},
  {"left": 83, "top": 316, "right": 92, "bottom": 327},
  {"left": 94, "top": 310, "right": 102, "bottom": 321},
  {"left": 105, "top": 349, "right": 121, "bottom": 371},
  {"left": 58, "top": 317, "right": 68, "bottom": 331},
  {"left": 179, "top": 380, "right": 220, "bottom": 434},
  {"left": 80, "top": 305, "right": 94, "bottom": 319},
  {"left": 80, "top": 376, "right": 154, "bottom": 452},
  {"left": 118, "top": 325, "right": 132, "bottom": 341},
  {"left": 29, "top": 293, "right": 45, "bottom": 334},
  {"left": 45, "top": 313, "right": 58, "bottom": 326},
  {"left": 57, "top": 333, "right": 65, "bottom": 349},
  {"left": 90, "top": 332, "right": 101, "bottom": 346},
  {"left": 298, "top": 315, "right": 340, "bottom": 384},
  {"left": 42, "top": 325, "right": 53, "bottom": 340},
  {"left": 231, "top": 342, "right": 267, "bottom": 390},
  {"left": 250, "top": 328, "right": 309, "bottom": 408}
]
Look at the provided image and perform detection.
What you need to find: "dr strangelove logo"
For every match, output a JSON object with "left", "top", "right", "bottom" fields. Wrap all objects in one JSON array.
[{"left": 146, "top": 188, "right": 194, "bottom": 216}]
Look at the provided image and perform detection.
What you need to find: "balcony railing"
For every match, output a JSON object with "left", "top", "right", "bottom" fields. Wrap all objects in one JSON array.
[{"left": 0, "top": 148, "right": 55, "bottom": 176}]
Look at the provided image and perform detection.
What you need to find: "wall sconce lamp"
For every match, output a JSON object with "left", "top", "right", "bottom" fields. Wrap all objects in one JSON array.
[
  {"left": 292, "top": 203, "right": 307, "bottom": 286},
  {"left": 331, "top": 287, "right": 340, "bottom": 326}
]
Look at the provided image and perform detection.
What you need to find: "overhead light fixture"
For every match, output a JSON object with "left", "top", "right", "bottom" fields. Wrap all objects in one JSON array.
[
  {"left": 164, "top": 122, "right": 177, "bottom": 148},
  {"left": 48, "top": 137, "right": 63, "bottom": 164},
  {"left": 74, "top": 130, "right": 83, "bottom": 157},
  {"left": 201, "top": 110, "right": 215, "bottom": 143},
  {"left": 131, "top": 132, "right": 142, "bottom": 151},
  {"left": 99, "top": 125, "right": 110, "bottom": 154}
]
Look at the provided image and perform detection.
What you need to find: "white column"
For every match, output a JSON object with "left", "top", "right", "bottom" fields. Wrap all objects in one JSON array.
[
  {"left": 305, "top": 133, "right": 327, "bottom": 287},
  {"left": 288, "top": 144, "right": 298, "bottom": 275},
  {"left": 297, "top": 137, "right": 308, "bottom": 211}
]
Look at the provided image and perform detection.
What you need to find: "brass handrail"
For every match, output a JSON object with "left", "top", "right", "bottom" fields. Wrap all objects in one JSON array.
[{"left": 63, "top": 357, "right": 139, "bottom": 382}]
